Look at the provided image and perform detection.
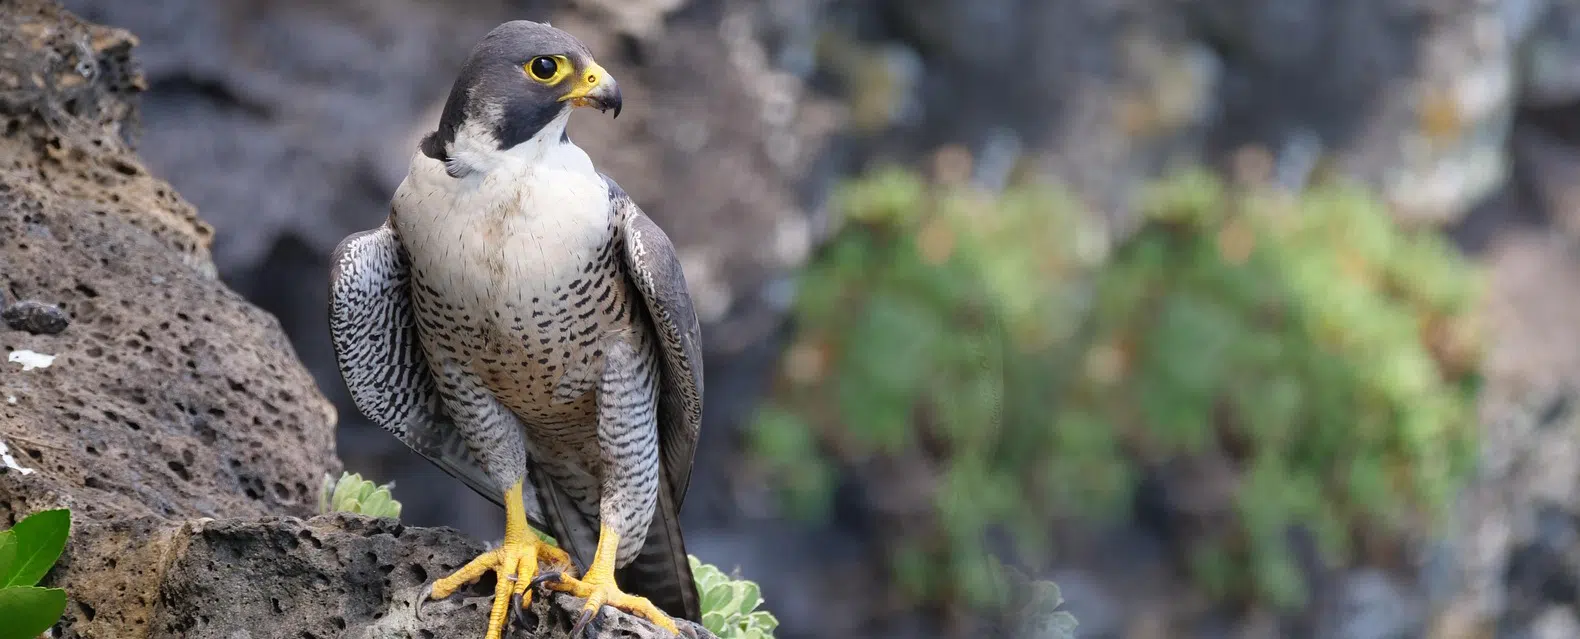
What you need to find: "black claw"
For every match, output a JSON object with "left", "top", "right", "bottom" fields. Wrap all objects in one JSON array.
[
  {"left": 412, "top": 583, "right": 435, "bottom": 621},
  {"left": 528, "top": 571, "right": 564, "bottom": 591},
  {"left": 571, "top": 608, "right": 597, "bottom": 638},
  {"left": 503, "top": 591, "right": 524, "bottom": 630},
  {"left": 512, "top": 596, "right": 536, "bottom": 632}
]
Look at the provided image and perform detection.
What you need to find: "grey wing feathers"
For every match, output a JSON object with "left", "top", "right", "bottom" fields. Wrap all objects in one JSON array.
[
  {"left": 606, "top": 176, "right": 705, "bottom": 623},
  {"left": 328, "top": 222, "right": 539, "bottom": 525},
  {"left": 607, "top": 177, "right": 705, "bottom": 508}
]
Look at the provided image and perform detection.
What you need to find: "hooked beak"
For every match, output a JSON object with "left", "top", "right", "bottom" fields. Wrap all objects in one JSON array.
[{"left": 561, "top": 61, "right": 622, "bottom": 119}]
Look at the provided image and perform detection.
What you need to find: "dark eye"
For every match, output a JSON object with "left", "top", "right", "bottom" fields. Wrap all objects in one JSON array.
[{"left": 529, "top": 56, "right": 558, "bottom": 81}]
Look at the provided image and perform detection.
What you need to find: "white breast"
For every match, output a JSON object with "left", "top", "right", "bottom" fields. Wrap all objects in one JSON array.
[{"left": 391, "top": 118, "right": 613, "bottom": 310}]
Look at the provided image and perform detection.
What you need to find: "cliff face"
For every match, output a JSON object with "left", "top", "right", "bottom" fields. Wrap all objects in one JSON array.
[
  {"left": 0, "top": 2, "right": 707, "bottom": 637},
  {"left": 21, "top": 0, "right": 1580, "bottom": 635},
  {"left": 0, "top": 3, "right": 333, "bottom": 527}
]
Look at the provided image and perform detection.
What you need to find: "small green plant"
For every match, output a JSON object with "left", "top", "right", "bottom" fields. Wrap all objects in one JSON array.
[
  {"left": 0, "top": 508, "right": 71, "bottom": 639},
  {"left": 991, "top": 565, "right": 1077, "bottom": 639},
  {"left": 319, "top": 471, "right": 403, "bottom": 519},
  {"left": 317, "top": 472, "right": 566, "bottom": 546},
  {"left": 1012, "top": 580, "right": 1078, "bottom": 639},
  {"left": 690, "top": 555, "right": 779, "bottom": 639}
]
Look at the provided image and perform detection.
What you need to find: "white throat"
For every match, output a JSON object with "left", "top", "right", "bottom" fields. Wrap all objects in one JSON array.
[
  {"left": 392, "top": 104, "right": 615, "bottom": 313},
  {"left": 446, "top": 106, "right": 583, "bottom": 178}
]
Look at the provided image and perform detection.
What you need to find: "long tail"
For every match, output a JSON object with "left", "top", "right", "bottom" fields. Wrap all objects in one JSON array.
[
  {"left": 616, "top": 473, "right": 701, "bottom": 622},
  {"left": 536, "top": 474, "right": 599, "bottom": 573}
]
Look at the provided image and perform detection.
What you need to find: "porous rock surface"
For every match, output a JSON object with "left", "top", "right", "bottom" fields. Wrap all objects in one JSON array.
[
  {"left": 0, "top": 2, "right": 706, "bottom": 637},
  {"left": 154, "top": 515, "right": 713, "bottom": 639},
  {"left": 0, "top": 0, "right": 332, "bottom": 533}
]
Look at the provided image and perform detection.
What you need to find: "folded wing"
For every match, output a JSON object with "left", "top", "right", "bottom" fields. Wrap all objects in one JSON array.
[
  {"left": 328, "top": 221, "right": 545, "bottom": 527},
  {"left": 608, "top": 176, "right": 704, "bottom": 622}
]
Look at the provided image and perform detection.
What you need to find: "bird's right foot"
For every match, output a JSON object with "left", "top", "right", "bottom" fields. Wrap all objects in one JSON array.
[
  {"left": 534, "top": 523, "right": 680, "bottom": 637},
  {"left": 416, "top": 481, "right": 574, "bottom": 639}
]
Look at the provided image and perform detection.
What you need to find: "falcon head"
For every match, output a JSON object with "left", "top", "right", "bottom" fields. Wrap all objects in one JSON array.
[{"left": 420, "top": 20, "right": 622, "bottom": 167}]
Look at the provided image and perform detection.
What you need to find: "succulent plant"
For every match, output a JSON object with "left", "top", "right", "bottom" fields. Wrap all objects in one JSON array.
[
  {"left": 318, "top": 471, "right": 403, "bottom": 519},
  {"left": 690, "top": 555, "right": 779, "bottom": 639}
]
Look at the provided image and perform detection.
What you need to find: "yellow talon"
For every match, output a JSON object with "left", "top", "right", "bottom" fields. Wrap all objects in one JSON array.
[
  {"left": 543, "top": 523, "right": 679, "bottom": 635},
  {"left": 421, "top": 480, "right": 575, "bottom": 639}
]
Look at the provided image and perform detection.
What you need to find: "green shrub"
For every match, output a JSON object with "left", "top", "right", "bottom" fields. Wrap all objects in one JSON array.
[
  {"left": 0, "top": 508, "right": 71, "bottom": 639},
  {"left": 752, "top": 166, "right": 1109, "bottom": 609},
  {"left": 750, "top": 166, "right": 1483, "bottom": 609},
  {"left": 1089, "top": 170, "right": 1482, "bottom": 605}
]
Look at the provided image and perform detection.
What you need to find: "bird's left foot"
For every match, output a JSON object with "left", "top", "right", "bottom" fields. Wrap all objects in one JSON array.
[
  {"left": 416, "top": 535, "right": 575, "bottom": 639},
  {"left": 414, "top": 480, "right": 576, "bottom": 639},
  {"left": 534, "top": 570, "right": 679, "bottom": 636}
]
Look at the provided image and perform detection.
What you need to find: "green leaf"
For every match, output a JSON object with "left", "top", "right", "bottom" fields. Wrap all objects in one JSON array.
[
  {"left": 3, "top": 509, "right": 70, "bottom": 588},
  {"left": 0, "top": 531, "right": 15, "bottom": 584},
  {"left": 531, "top": 526, "right": 558, "bottom": 548},
  {"left": 362, "top": 488, "right": 393, "bottom": 518},
  {"left": 334, "top": 495, "right": 358, "bottom": 513},
  {"left": 0, "top": 586, "right": 68, "bottom": 639},
  {"left": 330, "top": 473, "right": 360, "bottom": 509},
  {"left": 754, "top": 611, "right": 780, "bottom": 631},
  {"left": 356, "top": 477, "right": 377, "bottom": 501},
  {"left": 738, "top": 581, "right": 762, "bottom": 616},
  {"left": 701, "top": 582, "right": 733, "bottom": 617}
]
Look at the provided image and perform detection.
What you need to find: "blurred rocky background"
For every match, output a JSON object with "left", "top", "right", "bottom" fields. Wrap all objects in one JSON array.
[{"left": 48, "top": 0, "right": 1580, "bottom": 637}]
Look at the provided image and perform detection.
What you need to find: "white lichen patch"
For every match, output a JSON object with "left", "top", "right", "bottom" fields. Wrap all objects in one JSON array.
[
  {"left": 8, "top": 350, "right": 57, "bottom": 371},
  {"left": 0, "top": 438, "right": 36, "bottom": 475}
]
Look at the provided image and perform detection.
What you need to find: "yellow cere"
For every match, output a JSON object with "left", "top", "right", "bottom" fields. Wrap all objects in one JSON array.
[{"left": 560, "top": 61, "right": 612, "bottom": 103}]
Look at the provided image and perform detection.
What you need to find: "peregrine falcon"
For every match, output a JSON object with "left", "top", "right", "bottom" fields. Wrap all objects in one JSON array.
[{"left": 328, "top": 21, "right": 703, "bottom": 639}]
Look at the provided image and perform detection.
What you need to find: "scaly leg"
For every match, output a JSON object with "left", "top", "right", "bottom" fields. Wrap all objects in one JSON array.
[
  {"left": 538, "top": 523, "right": 678, "bottom": 636},
  {"left": 419, "top": 480, "right": 576, "bottom": 639}
]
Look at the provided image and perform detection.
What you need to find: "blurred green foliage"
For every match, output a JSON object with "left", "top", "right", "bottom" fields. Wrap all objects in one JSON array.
[{"left": 749, "top": 166, "right": 1484, "bottom": 610}]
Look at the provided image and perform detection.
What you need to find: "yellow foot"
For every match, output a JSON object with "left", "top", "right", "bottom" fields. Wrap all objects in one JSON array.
[
  {"left": 539, "top": 571, "right": 680, "bottom": 636},
  {"left": 414, "top": 480, "right": 576, "bottom": 639},
  {"left": 417, "top": 540, "right": 576, "bottom": 639}
]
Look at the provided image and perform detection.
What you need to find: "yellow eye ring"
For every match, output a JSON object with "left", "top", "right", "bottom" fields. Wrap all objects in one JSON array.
[{"left": 525, "top": 55, "right": 573, "bottom": 85}]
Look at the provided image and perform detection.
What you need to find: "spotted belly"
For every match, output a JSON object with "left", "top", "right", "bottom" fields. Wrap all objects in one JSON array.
[
  {"left": 471, "top": 292, "right": 607, "bottom": 426},
  {"left": 405, "top": 240, "right": 638, "bottom": 452}
]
